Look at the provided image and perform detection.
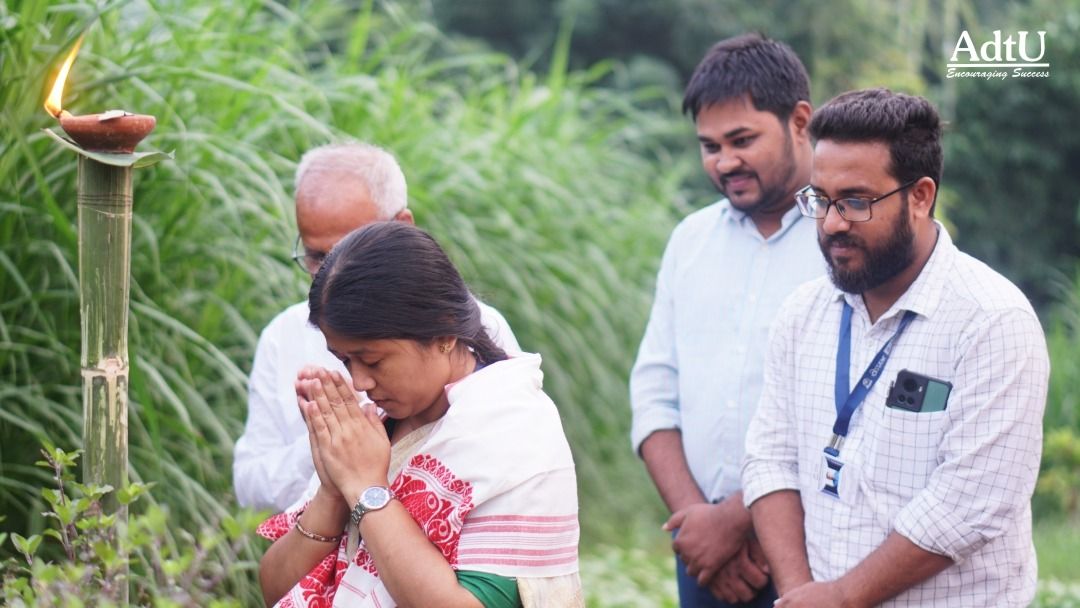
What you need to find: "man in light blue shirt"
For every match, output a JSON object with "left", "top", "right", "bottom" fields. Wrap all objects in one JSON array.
[{"left": 630, "top": 34, "right": 824, "bottom": 608}]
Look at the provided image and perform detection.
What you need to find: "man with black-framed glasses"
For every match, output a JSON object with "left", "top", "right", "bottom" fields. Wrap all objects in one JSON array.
[
  {"left": 234, "top": 142, "right": 520, "bottom": 511},
  {"left": 794, "top": 179, "right": 919, "bottom": 224},
  {"left": 743, "top": 88, "right": 1048, "bottom": 607}
]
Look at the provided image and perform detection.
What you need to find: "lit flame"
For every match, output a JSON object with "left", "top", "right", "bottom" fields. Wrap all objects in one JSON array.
[{"left": 44, "top": 36, "right": 84, "bottom": 118}]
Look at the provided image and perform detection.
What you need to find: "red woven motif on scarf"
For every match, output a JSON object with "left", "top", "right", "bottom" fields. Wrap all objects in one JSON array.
[
  {"left": 353, "top": 543, "right": 378, "bottom": 574},
  {"left": 389, "top": 453, "right": 475, "bottom": 566},
  {"left": 297, "top": 552, "right": 348, "bottom": 607},
  {"left": 257, "top": 509, "right": 300, "bottom": 541}
]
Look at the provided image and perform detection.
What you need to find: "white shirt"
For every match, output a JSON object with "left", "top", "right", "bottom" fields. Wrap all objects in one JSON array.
[
  {"left": 233, "top": 299, "right": 521, "bottom": 511},
  {"left": 742, "top": 225, "right": 1049, "bottom": 606},
  {"left": 630, "top": 200, "right": 823, "bottom": 500}
]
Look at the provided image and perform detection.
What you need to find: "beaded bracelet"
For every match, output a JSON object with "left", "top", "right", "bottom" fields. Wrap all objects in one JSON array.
[{"left": 294, "top": 517, "right": 344, "bottom": 543}]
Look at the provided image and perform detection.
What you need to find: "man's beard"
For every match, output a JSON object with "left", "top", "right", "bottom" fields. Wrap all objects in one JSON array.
[{"left": 819, "top": 200, "right": 916, "bottom": 294}]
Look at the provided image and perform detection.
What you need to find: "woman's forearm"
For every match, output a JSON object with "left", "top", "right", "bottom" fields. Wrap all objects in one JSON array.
[
  {"left": 259, "top": 487, "right": 349, "bottom": 606},
  {"left": 357, "top": 500, "right": 483, "bottom": 608}
]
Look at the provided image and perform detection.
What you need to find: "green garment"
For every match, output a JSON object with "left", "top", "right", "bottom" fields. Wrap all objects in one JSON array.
[{"left": 456, "top": 570, "right": 521, "bottom": 608}]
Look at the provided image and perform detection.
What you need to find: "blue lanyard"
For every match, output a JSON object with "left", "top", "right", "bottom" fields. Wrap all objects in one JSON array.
[{"left": 828, "top": 301, "right": 916, "bottom": 456}]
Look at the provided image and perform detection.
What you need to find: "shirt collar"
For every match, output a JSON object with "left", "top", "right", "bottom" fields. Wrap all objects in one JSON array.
[
  {"left": 719, "top": 198, "right": 808, "bottom": 242},
  {"left": 831, "top": 221, "right": 954, "bottom": 322}
]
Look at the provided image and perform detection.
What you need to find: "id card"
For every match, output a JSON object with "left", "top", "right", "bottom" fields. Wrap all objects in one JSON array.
[{"left": 821, "top": 450, "right": 844, "bottom": 499}]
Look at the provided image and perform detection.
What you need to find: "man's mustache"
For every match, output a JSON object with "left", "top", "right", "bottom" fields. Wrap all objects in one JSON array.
[
  {"left": 720, "top": 171, "right": 756, "bottom": 186},
  {"left": 821, "top": 233, "right": 864, "bottom": 249}
]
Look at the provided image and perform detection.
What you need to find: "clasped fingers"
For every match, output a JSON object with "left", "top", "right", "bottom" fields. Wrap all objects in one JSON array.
[{"left": 328, "top": 370, "right": 362, "bottom": 403}]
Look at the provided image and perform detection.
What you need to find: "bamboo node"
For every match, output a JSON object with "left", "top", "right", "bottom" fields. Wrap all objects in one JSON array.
[{"left": 81, "top": 356, "right": 128, "bottom": 380}]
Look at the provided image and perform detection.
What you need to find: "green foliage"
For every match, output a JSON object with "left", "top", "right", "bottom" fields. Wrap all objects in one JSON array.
[
  {"left": 581, "top": 543, "right": 678, "bottom": 607},
  {"left": 580, "top": 540, "right": 1080, "bottom": 607},
  {"left": 1036, "top": 429, "right": 1080, "bottom": 516},
  {"left": 3, "top": 2, "right": 305, "bottom": 600},
  {"left": 1034, "top": 517, "right": 1080, "bottom": 583},
  {"left": 1035, "top": 261, "right": 1080, "bottom": 518},
  {"left": 1046, "top": 265, "right": 1080, "bottom": 432},
  {"left": 0, "top": 445, "right": 260, "bottom": 606},
  {"left": 428, "top": 0, "right": 957, "bottom": 99},
  {"left": 1034, "top": 581, "right": 1080, "bottom": 608}
]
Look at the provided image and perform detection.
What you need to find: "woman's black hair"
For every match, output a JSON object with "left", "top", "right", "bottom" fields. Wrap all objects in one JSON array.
[{"left": 308, "top": 222, "right": 508, "bottom": 366}]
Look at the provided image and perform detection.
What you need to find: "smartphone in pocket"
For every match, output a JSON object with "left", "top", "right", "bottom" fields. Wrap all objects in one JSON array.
[{"left": 886, "top": 369, "right": 952, "bottom": 413}]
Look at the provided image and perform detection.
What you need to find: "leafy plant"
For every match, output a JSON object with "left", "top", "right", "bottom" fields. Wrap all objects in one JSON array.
[{"left": 1, "top": 445, "right": 262, "bottom": 606}]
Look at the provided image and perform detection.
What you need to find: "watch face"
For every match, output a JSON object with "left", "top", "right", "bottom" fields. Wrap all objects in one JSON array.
[{"left": 361, "top": 486, "right": 392, "bottom": 509}]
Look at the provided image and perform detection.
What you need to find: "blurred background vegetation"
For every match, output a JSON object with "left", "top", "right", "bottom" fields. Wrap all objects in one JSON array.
[{"left": 1, "top": 0, "right": 1078, "bottom": 604}]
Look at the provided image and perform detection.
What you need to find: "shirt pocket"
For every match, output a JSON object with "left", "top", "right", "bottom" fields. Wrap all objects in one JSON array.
[{"left": 863, "top": 405, "right": 949, "bottom": 502}]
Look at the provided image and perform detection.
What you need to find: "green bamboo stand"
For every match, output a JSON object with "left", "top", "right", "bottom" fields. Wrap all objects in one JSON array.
[{"left": 45, "top": 128, "right": 170, "bottom": 604}]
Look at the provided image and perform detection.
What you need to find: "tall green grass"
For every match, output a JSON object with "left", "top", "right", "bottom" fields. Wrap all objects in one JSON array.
[
  {"left": 1034, "top": 267, "right": 1080, "bottom": 520},
  {"left": 1, "top": 0, "right": 696, "bottom": 598},
  {"left": 1046, "top": 267, "right": 1080, "bottom": 433}
]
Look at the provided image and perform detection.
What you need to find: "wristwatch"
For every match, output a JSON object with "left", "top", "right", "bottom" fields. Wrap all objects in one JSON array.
[{"left": 350, "top": 486, "right": 395, "bottom": 527}]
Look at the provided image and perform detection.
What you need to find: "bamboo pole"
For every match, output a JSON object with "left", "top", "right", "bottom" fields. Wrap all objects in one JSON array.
[
  {"left": 78, "top": 154, "right": 132, "bottom": 516},
  {"left": 46, "top": 123, "right": 166, "bottom": 607},
  {"left": 78, "top": 155, "right": 132, "bottom": 605}
]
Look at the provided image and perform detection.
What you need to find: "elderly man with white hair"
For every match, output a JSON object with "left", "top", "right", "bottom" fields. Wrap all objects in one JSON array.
[{"left": 233, "top": 142, "right": 520, "bottom": 511}]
